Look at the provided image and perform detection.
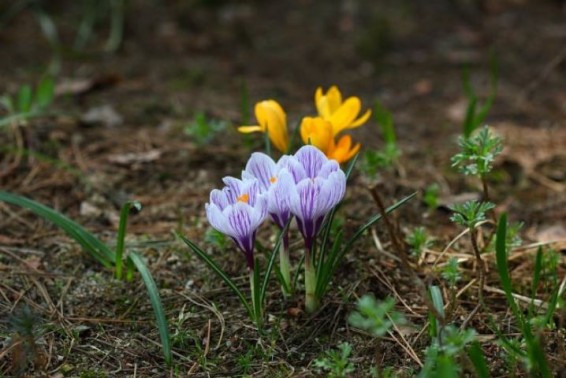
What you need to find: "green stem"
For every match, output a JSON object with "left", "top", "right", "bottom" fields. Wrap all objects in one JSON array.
[
  {"left": 279, "top": 237, "right": 292, "bottom": 296},
  {"left": 249, "top": 268, "right": 262, "bottom": 330},
  {"left": 304, "top": 247, "right": 319, "bottom": 313},
  {"left": 115, "top": 201, "right": 141, "bottom": 280}
]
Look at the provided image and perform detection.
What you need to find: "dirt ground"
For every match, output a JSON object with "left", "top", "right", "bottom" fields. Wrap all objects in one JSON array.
[{"left": 1, "top": 0, "right": 565, "bottom": 376}]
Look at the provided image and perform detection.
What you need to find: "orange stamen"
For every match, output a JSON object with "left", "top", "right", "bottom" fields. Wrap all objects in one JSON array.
[
  {"left": 237, "top": 193, "right": 249, "bottom": 203},
  {"left": 269, "top": 176, "right": 277, "bottom": 184}
]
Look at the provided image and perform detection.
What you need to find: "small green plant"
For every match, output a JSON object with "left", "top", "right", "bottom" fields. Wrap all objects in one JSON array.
[
  {"left": 184, "top": 111, "right": 227, "bottom": 146},
  {"left": 451, "top": 126, "right": 503, "bottom": 178},
  {"left": 361, "top": 101, "right": 401, "bottom": 177},
  {"left": 450, "top": 200, "right": 495, "bottom": 229},
  {"left": 423, "top": 286, "right": 489, "bottom": 378},
  {"left": 0, "top": 77, "right": 55, "bottom": 128},
  {"left": 420, "top": 326, "right": 477, "bottom": 378},
  {"left": 461, "top": 55, "right": 498, "bottom": 138},
  {"left": 441, "top": 257, "right": 461, "bottom": 288},
  {"left": 406, "top": 227, "right": 433, "bottom": 259},
  {"left": 6, "top": 305, "right": 46, "bottom": 375},
  {"left": 423, "top": 183, "right": 440, "bottom": 210},
  {"left": 349, "top": 295, "right": 407, "bottom": 337},
  {"left": 450, "top": 199, "right": 494, "bottom": 315},
  {"left": 494, "top": 213, "right": 557, "bottom": 376},
  {"left": 313, "top": 342, "right": 355, "bottom": 378}
]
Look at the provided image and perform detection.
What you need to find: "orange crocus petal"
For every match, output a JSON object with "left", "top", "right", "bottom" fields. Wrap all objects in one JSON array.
[
  {"left": 300, "top": 116, "right": 333, "bottom": 153},
  {"left": 325, "top": 86, "right": 342, "bottom": 114},
  {"left": 329, "top": 97, "right": 362, "bottom": 135},
  {"left": 254, "top": 100, "right": 289, "bottom": 153},
  {"left": 328, "top": 135, "right": 361, "bottom": 164}
]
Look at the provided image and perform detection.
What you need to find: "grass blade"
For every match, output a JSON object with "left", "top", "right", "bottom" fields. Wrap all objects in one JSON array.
[
  {"left": 468, "top": 341, "right": 490, "bottom": 378},
  {"left": 343, "top": 192, "right": 416, "bottom": 253},
  {"left": 495, "top": 213, "right": 522, "bottom": 323},
  {"left": 260, "top": 221, "right": 290, "bottom": 304},
  {"left": 115, "top": 201, "right": 142, "bottom": 279},
  {"left": 0, "top": 191, "right": 114, "bottom": 267},
  {"left": 177, "top": 233, "right": 253, "bottom": 318},
  {"left": 128, "top": 251, "right": 171, "bottom": 365}
]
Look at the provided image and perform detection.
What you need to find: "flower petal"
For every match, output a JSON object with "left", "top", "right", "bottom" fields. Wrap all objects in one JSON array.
[
  {"left": 210, "top": 189, "right": 229, "bottom": 210},
  {"left": 315, "top": 169, "right": 346, "bottom": 219},
  {"left": 329, "top": 97, "right": 362, "bottom": 135},
  {"left": 256, "top": 100, "right": 289, "bottom": 153},
  {"left": 300, "top": 116, "right": 333, "bottom": 153},
  {"left": 328, "top": 135, "right": 361, "bottom": 164},
  {"left": 243, "top": 152, "right": 277, "bottom": 191},
  {"left": 294, "top": 145, "right": 328, "bottom": 179},
  {"left": 277, "top": 155, "right": 307, "bottom": 183},
  {"left": 237, "top": 125, "right": 263, "bottom": 133},
  {"left": 350, "top": 108, "right": 372, "bottom": 127},
  {"left": 206, "top": 203, "right": 232, "bottom": 236},
  {"left": 267, "top": 169, "right": 294, "bottom": 228}
]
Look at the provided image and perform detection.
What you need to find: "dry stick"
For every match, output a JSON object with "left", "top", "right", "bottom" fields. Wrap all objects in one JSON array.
[{"left": 368, "top": 186, "right": 445, "bottom": 324}]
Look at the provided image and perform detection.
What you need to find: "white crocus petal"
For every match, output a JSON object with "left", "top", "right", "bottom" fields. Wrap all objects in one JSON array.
[
  {"left": 267, "top": 169, "right": 294, "bottom": 227},
  {"left": 277, "top": 155, "right": 307, "bottom": 183},
  {"left": 294, "top": 145, "right": 328, "bottom": 179},
  {"left": 209, "top": 188, "right": 229, "bottom": 210},
  {"left": 317, "top": 159, "right": 340, "bottom": 179},
  {"left": 242, "top": 152, "right": 277, "bottom": 191},
  {"left": 315, "top": 170, "right": 346, "bottom": 219},
  {"left": 206, "top": 203, "right": 232, "bottom": 236}
]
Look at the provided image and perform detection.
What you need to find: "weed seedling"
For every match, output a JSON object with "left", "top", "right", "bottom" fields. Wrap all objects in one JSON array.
[
  {"left": 406, "top": 226, "right": 433, "bottom": 259},
  {"left": 313, "top": 342, "right": 355, "bottom": 378},
  {"left": 184, "top": 111, "right": 227, "bottom": 146}
]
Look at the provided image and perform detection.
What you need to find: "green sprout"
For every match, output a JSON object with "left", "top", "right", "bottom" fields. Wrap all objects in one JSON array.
[
  {"left": 450, "top": 200, "right": 495, "bottom": 229},
  {"left": 0, "top": 77, "right": 55, "bottom": 128},
  {"left": 420, "top": 326, "right": 478, "bottom": 378},
  {"left": 348, "top": 295, "right": 407, "bottom": 338},
  {"left": 451, "top": 126, "right": 503, "bottom": 177},
  {"left": 406, "top": 227, "right": 433, "bottom": 259},
  {"left": 184, "top": 111, "right": 227, "bottom": 146},
  {"left": 313, "top": 342, "right": 355, "bottom": 378},
  {"left": 461, "top": 55, "right": 498, "bottom": 138},
  {"left": 423, "top": 183, "right": 440, "bottom": 210},
  {"left": 441, "top": 257, "right": 461, "bottom": 288},
  {"left": 361, "top": 101, "right": 401, "bottom": 177}
]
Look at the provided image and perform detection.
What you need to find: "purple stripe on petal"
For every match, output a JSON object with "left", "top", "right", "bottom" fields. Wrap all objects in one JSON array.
[
  {"left": 243, "top": 152, "right": 277, "bottom": 191},
  {"left": 294, "top": 145, "right": 327, "bottom": 178}
]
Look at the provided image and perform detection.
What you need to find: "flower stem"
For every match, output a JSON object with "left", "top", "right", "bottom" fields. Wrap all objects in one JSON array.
[
  {"left": 279, "top": 234, "right": 292, "bottom": 296},
  {"left": 249, "top": 268, "right": 262, "bottom": 330},
  {"left": 304, "top": 246, "right": 319, "bottom": 313}
]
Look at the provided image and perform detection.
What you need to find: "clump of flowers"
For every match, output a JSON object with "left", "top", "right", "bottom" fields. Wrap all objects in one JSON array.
[
  {"left": 238, "top": 86, "right": 371, "bottom": 163},
  {"left": 181, "top": 85, "right": 414, "bottom": 330}
]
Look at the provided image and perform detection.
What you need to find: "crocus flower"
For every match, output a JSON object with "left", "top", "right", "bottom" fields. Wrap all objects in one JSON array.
[
  {"left": 242, "top": 152, "right": 295, "bottom": 293},
  {"left": 280, "top": 145, "right": 346, "bottom": 312},
  {"left": 315, "top": 86, "right": 372, "bottom": 136},
  {"left": 283, "top": 145, "right": 346, "bottom": 250},
  {"left": 206, "top": 177, "right": 267, "bottom": 270},
  {"left": 300, "top": 116, "right": 360, "bottom": 164},
  {"left": 238, "top": 100, "right": 289, "bottom": 153},
  {"left": 242, "top": 152, "right": 293, "bottom": 230}
]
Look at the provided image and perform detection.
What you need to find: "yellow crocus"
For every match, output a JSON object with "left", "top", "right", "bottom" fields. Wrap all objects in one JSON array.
[
  {"left": 327, "top": 135, "right": 361, "bottom": 164},
  {"left": 300, "top": 116, "right": 333, "bottom": 152},
  {"left": 238, "top": 100, "right": 289, "bottom": 153},
  {"left": 315, "top": 86, "right": 372, "bottom": 136},
  {"left": 300, "top": 116, "right": 360, "bottom": 164}
]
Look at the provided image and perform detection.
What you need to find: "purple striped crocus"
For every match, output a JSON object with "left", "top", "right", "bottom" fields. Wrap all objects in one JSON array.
[
  {"left": 205, "top": 177, "right": 267, "bottom": 270},
  {"left": 282, "top": 145, "right": 347, "bottom": 312},
  {"left": 242, "top": 152, "right": 295, "bottom": 293},
  {"left": 283, "top": 145, "right": 346, "bottom": 250}
]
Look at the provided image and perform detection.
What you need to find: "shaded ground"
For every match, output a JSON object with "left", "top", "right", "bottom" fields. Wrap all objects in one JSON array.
[{"left": 1, "top": 0, "right": 565, "bottom": 376}]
